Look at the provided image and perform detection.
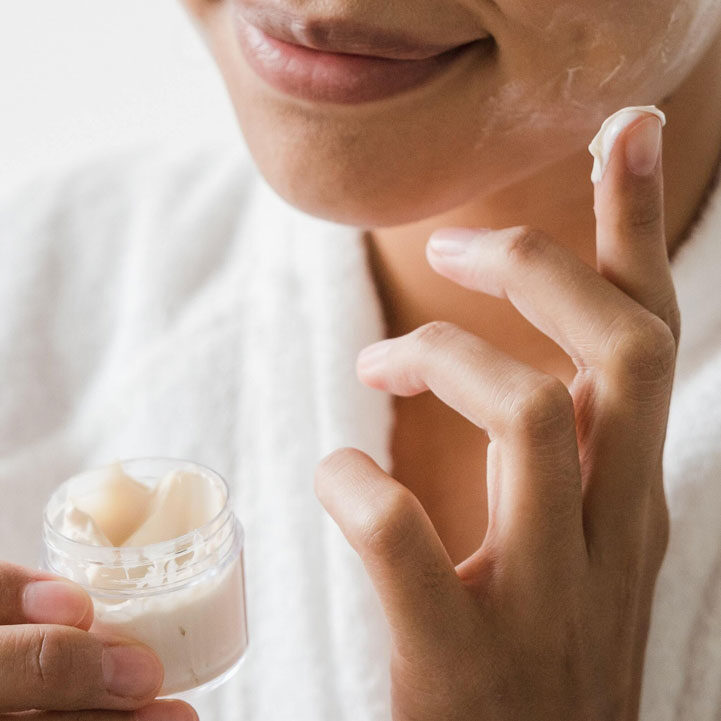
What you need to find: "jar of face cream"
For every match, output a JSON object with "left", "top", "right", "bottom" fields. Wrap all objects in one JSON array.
[{"left": 42, "top": 458, "right": 248, "bottom": 696}]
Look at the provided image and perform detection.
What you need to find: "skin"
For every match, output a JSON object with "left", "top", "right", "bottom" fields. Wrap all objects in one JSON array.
[
  {"left": 181, "top": 0, "right": 721, "bottom": 227},
  {"left": 3, "top": 1, "right": 720, "bottom": 719},
  {"left": 175, "top": 0, "right": 716, "bottom": 717},
  {"left": 364, "top": 29, "right": 721, "bottom": 564},
  {"left": 0, "top": 562, "right": 198, "bottom": 721},
  {"left": 317, "top": 120, "right": 679, "bottom": 719},
  {"left": 180, "top": 0, "right": 721, "bottom": 564}
]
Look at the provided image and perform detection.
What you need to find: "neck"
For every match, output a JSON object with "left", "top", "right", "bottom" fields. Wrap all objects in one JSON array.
[{"left": 366, "top": 32, "right": 721, "bottom": 380}]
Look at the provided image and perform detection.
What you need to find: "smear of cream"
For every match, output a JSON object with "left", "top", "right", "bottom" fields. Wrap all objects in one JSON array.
[{"left": 587, "top": 105, "right": 666, "bottom": 183}]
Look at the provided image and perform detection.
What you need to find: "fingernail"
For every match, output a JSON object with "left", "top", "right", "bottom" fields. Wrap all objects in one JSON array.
[
  {"left": 428, "top": 228, "right": 481, "bottom": 256},
  {"left": 136, "top": 701, "right": 199, "bottom": 721},
  {"left": 588, "top": 105, "right": 666, "bottom": 183},
  {"left": 357, "top": 339, "right": 392, "bottom": 374},
  {"left": 625, "top": 115, "right": 662, "bottom": 176},
  {"left": 22, "top": 580, "right": 92, "bottom": 626},
  {"left": 103, "top": 643, "right": 163, "bottom": 699}
]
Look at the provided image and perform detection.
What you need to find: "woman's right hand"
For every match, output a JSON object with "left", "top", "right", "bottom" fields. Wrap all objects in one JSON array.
[{"left": 0, "top": 561, "right": 197, "bottom": 721}]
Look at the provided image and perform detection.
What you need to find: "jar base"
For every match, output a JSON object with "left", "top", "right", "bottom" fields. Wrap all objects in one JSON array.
[{"left": 160, "top": 651, "right": 247, "bottom": 701}]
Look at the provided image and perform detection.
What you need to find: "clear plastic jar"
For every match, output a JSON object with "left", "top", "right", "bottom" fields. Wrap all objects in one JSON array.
[{"left": 42, "top": 458, "right": 248, "bottom": 696}]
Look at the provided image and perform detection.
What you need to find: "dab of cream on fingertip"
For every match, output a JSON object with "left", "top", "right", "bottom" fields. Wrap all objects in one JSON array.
[{"left": 588, "top": 105, "right": 666, "bottom": 184}]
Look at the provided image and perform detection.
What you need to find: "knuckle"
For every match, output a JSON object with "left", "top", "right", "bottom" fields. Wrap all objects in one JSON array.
[
  {"left": 22, "top": 625, "right": 73, "bottom": 690},
  {"left": 405, "top": 321, "right": 461, "bottom": 388},
  {"left": 502, "top": 225, "right": 549, "bottom": 264},
  {"left": 412, "top": 320, "right": 459, "bottom": 350},
  {"left": 508, "top": 376, "right": 574, "bottom": 439},
  {"left": 609, "top": 314, "right": 677, "bottom": 386},
  {"left": 361, "top": 488, "right": 420, "bottom": 561},
  {"left": 315, "top": 447, "right": 367, "bottom": 486},
  {"left": 625, "top": 196, "right": 662, "bottom": 234}
]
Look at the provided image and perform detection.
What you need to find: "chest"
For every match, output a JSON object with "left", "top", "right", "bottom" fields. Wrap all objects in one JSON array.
[{"left": 388, "top": 394, "right": 490, "bottom": 565}]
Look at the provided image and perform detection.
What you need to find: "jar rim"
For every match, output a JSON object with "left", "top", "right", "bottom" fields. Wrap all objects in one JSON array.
[
  {"left": 43, "top": 458, "right": 245, "bottom": 594},
  {"left": 43, "top": 457, "right": 242, "bottom": 556}
]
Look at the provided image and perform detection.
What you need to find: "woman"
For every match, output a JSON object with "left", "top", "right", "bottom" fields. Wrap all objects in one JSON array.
[{"left": 1, "top": 0, "right": 721, "bottom": 719}]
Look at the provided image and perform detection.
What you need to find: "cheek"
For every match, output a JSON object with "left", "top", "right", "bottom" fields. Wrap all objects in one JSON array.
[
  {"left": 204, "top": 11, "right": 603, "bottom": 226},
  {"left": 227, "top": 54, "right": 598, "bottom": 227},
  {"left": 196, "top": 0, "right": 719, "bottom": 227},
  {"left": 493, "top": 0, "right": 721, "bottom": 107}
]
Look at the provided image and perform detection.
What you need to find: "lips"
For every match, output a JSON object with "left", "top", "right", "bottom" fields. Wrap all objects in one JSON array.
[
  {"left": 234, "top": 3, "right": 490, "bottom": 59},
  {"left": 232, "top": 5, "right": 495, "bottom": 104}
]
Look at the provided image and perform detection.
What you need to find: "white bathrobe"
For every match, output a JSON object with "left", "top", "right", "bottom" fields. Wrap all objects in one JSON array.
[{"left": 0, "top": 141, "right": 720, "bottom": 720}]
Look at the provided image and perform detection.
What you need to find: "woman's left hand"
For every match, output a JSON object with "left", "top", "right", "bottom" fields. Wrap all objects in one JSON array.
[{"left": 314, "top": 112, "right": 679, "bottom": 720}]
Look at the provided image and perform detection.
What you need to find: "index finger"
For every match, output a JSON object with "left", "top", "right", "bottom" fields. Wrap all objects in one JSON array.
[
  {"left": 591, "top": 106, "right": 681, "bottom": 344},
  {"left": 0, "top": 561, "right": 93, "bottom": 629}
]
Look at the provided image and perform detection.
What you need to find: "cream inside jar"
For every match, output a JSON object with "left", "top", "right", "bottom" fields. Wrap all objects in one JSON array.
[{"left": 43, "top": 458, "right": 248, "bottom": 696}]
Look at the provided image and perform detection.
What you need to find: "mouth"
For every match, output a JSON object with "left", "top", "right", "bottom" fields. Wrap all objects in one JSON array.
[{"left": 231, "top": 5, "right": 496, "bottom": 104}]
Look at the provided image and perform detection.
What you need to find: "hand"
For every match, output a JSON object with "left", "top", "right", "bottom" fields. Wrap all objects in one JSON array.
[
  {"left": 314, "top": 113, "right": 678, "bottom": 720},
  {"left": 0, "top": 561, "right": 197, "bottom": 721}
]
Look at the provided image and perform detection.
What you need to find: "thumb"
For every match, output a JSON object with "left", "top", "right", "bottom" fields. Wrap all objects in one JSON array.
[
  {"left": 314, "top": 447, "right": 468, "bottom": 652},
  {"left": 590, "top": 105, "right": 680, "bottom": 343},
  {"left": 0, "top": 561, "right": 93, "bottom": 629}
]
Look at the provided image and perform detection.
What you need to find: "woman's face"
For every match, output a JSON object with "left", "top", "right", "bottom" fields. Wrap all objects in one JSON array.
[{"left": 182, "top": 0, "right": 721, "bottom": 227}]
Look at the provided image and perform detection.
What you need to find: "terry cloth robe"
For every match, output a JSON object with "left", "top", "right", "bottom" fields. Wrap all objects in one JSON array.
[{"left": 0, "top": 141, "right": 720, "bottom": 720}]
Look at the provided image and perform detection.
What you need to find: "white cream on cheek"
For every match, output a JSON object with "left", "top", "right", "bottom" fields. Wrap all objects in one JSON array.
[
  {"left": 663, "top": 0, "right": 721, "bottom": 74},
  {"left": 476, "top": 0, "right": 718, "bottom": 146}
]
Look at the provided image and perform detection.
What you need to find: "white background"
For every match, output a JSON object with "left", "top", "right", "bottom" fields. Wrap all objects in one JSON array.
[{"left": 0, "top": 0, "right": 244, "bottom": 188}]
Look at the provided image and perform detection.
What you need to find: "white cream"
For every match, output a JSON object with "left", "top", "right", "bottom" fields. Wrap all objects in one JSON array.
[
  {"left": 44, "top": 459, "right": 248, "bottom": 696},
  {"left": 91, "top": 557, "right": 247, "bottom": 695},
  {"left": 70, "top": 462, "right": 154, "bottom": 546},
  {"left": 59, "top": 505, "right": 113, "bottom": 547},
  {"left": 588, "top": 105, "right": 666, "bottom": 184},
  {"left": 124, "top": 469, "right": 224, "bottom": 547},
  {"left": 63, "top": 462, "right": 223, "bottom": 548}
]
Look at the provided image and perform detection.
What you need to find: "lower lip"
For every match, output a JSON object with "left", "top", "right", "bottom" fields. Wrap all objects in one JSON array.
[{"left": 234, "top": 18, "right": 489, "bottom": 105}]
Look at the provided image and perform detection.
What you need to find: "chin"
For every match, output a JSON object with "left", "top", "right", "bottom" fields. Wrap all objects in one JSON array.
[
  {"left": 233, "top": 86, "right": 540, "bottom": 229},
  {"left": 247, "top": 142, "right": 473, "bottom": 229},
  {"left": 239, "top": 117, "right": 567, "bottom": 229},
  {"left": 214, "top": 36, "right": 524, "bottom": 228},
  {"left": 226, "top": 60, "right": 600, "bottom": 228}
]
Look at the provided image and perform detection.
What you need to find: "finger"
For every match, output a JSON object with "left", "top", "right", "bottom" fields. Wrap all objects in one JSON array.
[
  {"left": 356, "top": 322, "right": 585, "bottom": 563},
  {"left": 314, "top": 447, "right": 472, "bottom": 654},
  {"left": 426, "top": 225, "right": 676, "bottom": 394},
  {"left": 424, "top": 208, "right": 676, "bottom": 554},
  {"left": 1, "top": 700, "right": 199, "bottom": 721},
  {"left": 0, "top": 626, "right": 163, "bottom": 712},
  {"left": 591, "top": 107, "right": 681, "bottom": 344},
  {"left": 0, "top": 562, "right": 93, "bottom": 629},
  {"left": 424, "top": 226, "right": 677, "bottom": 447},
  {"left": 424, "top": 226, "right": 676, "bottom": 542}
]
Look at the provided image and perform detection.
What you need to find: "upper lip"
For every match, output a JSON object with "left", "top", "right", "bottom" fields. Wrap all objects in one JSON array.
[{"left": 233, "top": 4, "right": 491, "bottom": 60}]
